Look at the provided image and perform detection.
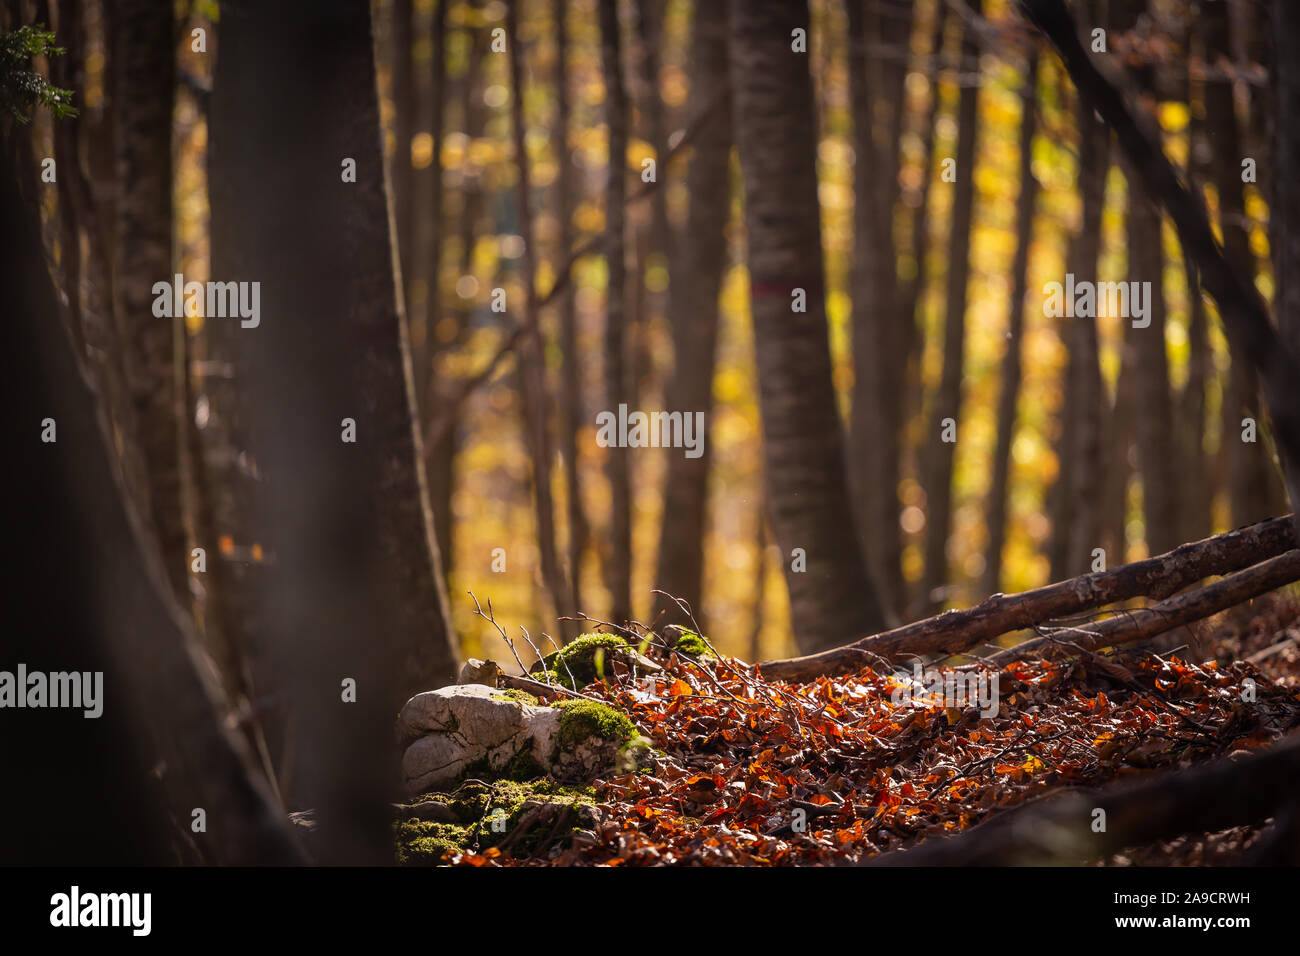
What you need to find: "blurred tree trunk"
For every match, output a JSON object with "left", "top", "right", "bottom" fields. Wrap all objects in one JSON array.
[
  {"left": 920, "top": 0, "right": 981, "bottom": 612},
  {"left": 983, "top": 53, "right": 1038, "bottom": 594},
  {"left": 652, "top": 0, "right": 731, "bottom": 628},
  {"left": 1, "top": 117, "right": 301, "bottom": 866},
  {"left": 1271, "top": 0, "right": 1300, "bottom": 518},
  {"left": 846, "top": 0, "right": 903, "bottom": 622},
  {"left": 1064, "top": 43, "right": 1111, "bottom": 577},
  {"left": 1120, "top": 0, "right": 1179, "bottom": 557},
  {"left": 211, "top": 0, "right": 458, "bottom": 859},
  {"left": 729, "top": 0, "right": 887, "bottom": 653},
  {"left": 423, "top": 1, "right": 485, "bottom": 580},
  {"left": 898, "top": 1, "right": 947, "bottom": 561},
  {"left": 552, "top": 0, "right": 588, "bottom": 619},
  {"left": 1203, "top": 0, "right": 1282, "bottom": 526},
  {"left": 112, "top": 0, "right": 189, "bottom": 601},
  {"left": 391, "top": 0, "right": 415, "bottom": 312},
  {"left": 415, "top": 0, "right": 447, "bottom": 417},
  {"left": 507, "top": 0, "right": 574, "bottom": 638},
  {"left": 631, "top": 0, "right": 668, "bottom": 408},
  {"left": 600, "top": 0, "right": 632, "bottom": 626}
]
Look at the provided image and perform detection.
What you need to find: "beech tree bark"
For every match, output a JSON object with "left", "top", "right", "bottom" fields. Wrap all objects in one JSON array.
[{"left": 729, "top": 0, "right": 887, "bottom": 653}]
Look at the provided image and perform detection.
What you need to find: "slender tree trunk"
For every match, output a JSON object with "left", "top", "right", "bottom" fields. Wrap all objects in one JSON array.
[
  {"left": 1065, "top": 18, "right": 1110, "bottom": 577},
  {"left": 630, "top": 0, "right": 668, "bottom": 408},
  {"left": 507, "top": 0, "right": 574, "bottom": 637},
  {"left": 898, "top": 1, "right": 947, "bottom": 545},
  {"left": 391, "top": 0, "right": 415, "bottom": 313},
  {"left": 210, "top": 0, "right": 459, "bottom": 860},
  {"left": 1203, "top": 0, "right": 1279, "bottom": 526},
  {"left": 920, "top": 0, "right": 981, "bottom": 612},
  {"left": 651, "top": 0, "right": 731, "bottom": 628},
  {"left": 415, "top": 0, "right": 447, "bottom": 417},
  {"left": 846, "top": 0, "right": 902, "bottom": 622},
  {"left": 983, "top": 53, "right": 1038, "bottom": 594},
  {"left": 729, "top": 0, "right": 887, "bottom": 653},
  {"left": 552, "top": 0, "right": 588, "bottom": 618},
  {"left": 1272, "top": 0, "right": 1300, "bottom": 466},
  {"left": 423, "top": 2, "right": 485, "bottom": 579},
  {"left": 600, "top": 0, "right": 632, "bottom": 626}
]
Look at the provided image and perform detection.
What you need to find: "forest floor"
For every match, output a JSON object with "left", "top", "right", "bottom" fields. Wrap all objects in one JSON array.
[{"left": 422, "top": 596, "right": 1300, "bottom": 867}]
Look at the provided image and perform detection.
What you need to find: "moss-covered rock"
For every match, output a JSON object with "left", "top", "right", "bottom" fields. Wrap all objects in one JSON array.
[
  {"left": 394, "top": 778, "right": 600, "bottom": 865},
  {"left": 553, "top": 698, "right": 651, "bottom": 778},
  {"left": 531, "top": 633, "right": 632, "bottom": 689},
  {"left": 492, "top": 688, "right": 539, "bottom": 706},
  {"left": 668, "top": 628, "right": 715, "bottom": 658}
]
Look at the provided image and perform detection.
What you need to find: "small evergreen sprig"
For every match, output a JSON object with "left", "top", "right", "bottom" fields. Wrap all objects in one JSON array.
[{"left": 1, "top": 24, "right": 78, "bottom": 123}]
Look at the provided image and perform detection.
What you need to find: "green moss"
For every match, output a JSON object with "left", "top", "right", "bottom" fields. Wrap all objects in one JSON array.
[
  {"left": 396, "top": 778, "right": 598, "bottom": 863},
  {"left": 533, "top": 633, "right": 631, "bottom": 689},
  {"left": 491, "top": 688, "right": 539, "bottom": 706},
  {"left": 394, "top": 820, "right": 470, "bottom": 865},
  {"left": 555, "top": 698, "right": 637, "bottom": 749},
  {"left": 670, "top": 629, "right": 715, "bottom": 657}
]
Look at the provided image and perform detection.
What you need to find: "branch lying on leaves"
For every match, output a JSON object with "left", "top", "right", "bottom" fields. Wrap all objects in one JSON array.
[
  {"left": 867, "top": 729, "right": 1300, "bottom": 866},
  {"left": 987, "top": 550, "right": 1300, "bottom": 664},
  {"left": 758, "top": 516, "right": 1297, "bottom": 682}
]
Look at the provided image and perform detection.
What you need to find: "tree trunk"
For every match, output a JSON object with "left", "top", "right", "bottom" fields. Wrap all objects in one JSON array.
[
  {"left": 920, "top": 0, "right": 981, "bottom": 612},
  {"left": 210, "top": 0, "right": 459, "bottom": 859},
  {"left": 651, "top": 0, "right": 731, "bottom": 628},
  {"left": 1065, "top": 34, "right": 1111, "bottom": 577},
  {"left": 600, "top": 0, "right": 633, "bottom": 626},
  {"left": 112, "top": 0, "right": 189, "bottom": 602},
  {"left": 1, "top": 116, "right": 302, "bottom": 866},
  {"left": 983, "top": 53, "right": 1038, "bottom": 594},
  {"left": 846, "top": 0, "right": 903, "bottom": 622},
  {"left": 1202, "top": 0, "right": 1280, "bottom": 527},
  {"left": 552, "top": 0, "right": 588, "bottom": 619},
  {"left": 729, "top": 0, "right": 887, "bottom": 654},
  {"left": 507, "top": 0, "right": 574, "bottom": 638}
]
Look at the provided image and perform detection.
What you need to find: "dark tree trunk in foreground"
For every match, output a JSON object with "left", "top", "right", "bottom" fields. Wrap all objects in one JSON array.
[
  {"left": 729, "top": 0, "right": 887, "bottom": 653},
  {"left": 983, "top": 53, "right": 1038, "bottom": 594},
  {"left": 1, "top": 120, "right": 301, "bottom": 866},
  {"left": 113, "top": 0, "right": 188, "bottom": 601},
  {"left": 652, "top": 0, "right": 731, "bottom": 628},
  {"left": 920, "top": 0, "right": 981, "bottom": 612},
  {"left": 600, "top": 0, "right": 632, "bottom": 626},
  {"left": 211, "top": 0, "right": 458, "bottom": 861}
]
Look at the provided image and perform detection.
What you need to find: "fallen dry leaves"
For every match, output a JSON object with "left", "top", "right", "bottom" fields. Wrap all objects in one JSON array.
[{"left": 450, "top": 615, "right": 1300, "bottom": 867}]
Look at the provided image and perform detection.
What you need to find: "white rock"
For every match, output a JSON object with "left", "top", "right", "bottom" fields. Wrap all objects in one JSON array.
[{"left": 397, "top": 684, "right": 561, "bottom": 795}]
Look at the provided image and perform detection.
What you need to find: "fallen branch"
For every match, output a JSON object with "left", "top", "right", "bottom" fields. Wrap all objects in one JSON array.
[
  {"left": 758, "top": 516, "right": 1296, "bottom": 682},
  {"left": 988, "top": 549, "right": 1300, "bottom": 664},
  {"left": 867, "top": 730, "right": 1300, "bottom": 866}
]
